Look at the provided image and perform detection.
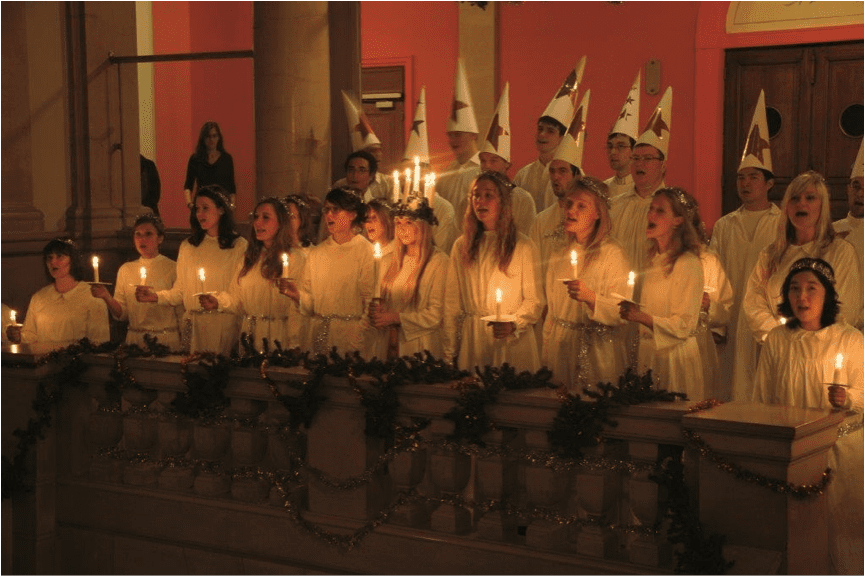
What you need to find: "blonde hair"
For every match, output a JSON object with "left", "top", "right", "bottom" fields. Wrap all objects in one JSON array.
[
  {"left": 460, "top": 171, "right": 518, "bottom": 274},
  {"left": 381, "top": 217, "right": 435, "bottom": 307},
  {"left": 765, "top": 170, "right": 834, "bottom": 278},
  {"left": 563, "top": 176, "right": 612, "bottom": 271},
  {"left": 649, "top": 187, "right": 702, "bottom": 276}
]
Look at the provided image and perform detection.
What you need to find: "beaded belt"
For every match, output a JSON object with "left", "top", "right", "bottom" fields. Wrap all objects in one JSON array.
[
  {"left": 551, "top": 316, "right": 615, "bottom": 388},
  {"left": 312, "top": 312, "right": 362, "bottom": 355},
  {"left": 183, "top": 310, "right": 236, "bottom": 352},
  {"left": 128, "top": 326, "right": 178, "bottom": 335},
  {"left": 245, "top": 314, "right": 289, "bottom": 344},
  {"left": 838, "top": 416, "right": 864, "bottom": 439}
]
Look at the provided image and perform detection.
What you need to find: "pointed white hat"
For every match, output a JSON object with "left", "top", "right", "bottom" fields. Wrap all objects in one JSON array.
[
  {"left": 540, "top": 56, "right": 586, "bottom": 128},
  {"left": 851, "top": 139, "right": 863, "bottom": 180},
  {"left": 480, "top": 82, "right": 511, "bottom": 163},
  {"left": 609, "top": 70, "right": 640, "bottom": 141},
  {"left": 552, "top": 89, "right": 590, "bottom": 171},
  {"left": 341, "top": 90, "right": 381, "bottom": 152},
  {"left": 447, "top": 59, "right": 479, "bottom": 133},
  {"left": 403, "top": 86, "right": 430, "bottom": 164},
  {"left": 635, "top": 86, "right": 672, "bottom": 158},
  {"left": 738, "top": 90, "right": 772, "bottom": 173}
]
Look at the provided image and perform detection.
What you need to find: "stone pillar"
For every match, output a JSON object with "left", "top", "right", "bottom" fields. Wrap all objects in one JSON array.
[
  {"left": 254, "top": 2, "right": 332, "bottom": 201},
  {"left": 458, "top": 2, "right": 497, "bottom": 129},
  {"left": 683, "top": 402, "right": 843, "bottom": 575},
  {"left": 328, "top": 1, "right": 361, "bottom": 184}
]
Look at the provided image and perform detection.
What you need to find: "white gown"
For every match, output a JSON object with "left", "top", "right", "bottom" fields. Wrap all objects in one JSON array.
[
  {"left": 513, "top": 159, "right": 551, "bottom": 210},
  {"left": 709, "top": 204, "right": 782, "bottom": 401},
  {"left": 635, "top": 251, "right": 706, "bottom": 401},
  {"left": 834, "top": 214, "right": 863, "bottom": 330},
  {"left": 740, "top": 237, "right": 862, "bottom": 401},
  {"left": 432, "top": 195, "right": 458, "bottom": 255},
  {"left": 157, "top": 235, "right": 247, "bottom": 355},
  {"left": 384, "top": 250, "right": 449, "bottom": 358},
  {"left": 297, "top": 234, "right": 375, "bottom": 357},
  {"left": 20, "top": 282, "right": 110, "bottom": 349},
  {"left": 217, "top": 248, "right": 308, "bottom": 352},
  {"left": 113, "top": 254, "right": 183, "bottom": 350},
  {"left": 542, "top": 239, "right": 632, "bottom": 391},
  {"left": 529, "top": 202, "right": 565, "bottom": 290},
  {"left": 696, "top": 248, "right": 734, "bottom": 400},
  {"left": 753, "top": 322, "right": 863, "bottom": 574},
  {"left": 609, "top": 182, "right": 665, "bottom": 276},
  {"left": 443, "top": 232, "right": 544, "bottom": 372},
  {"left": 603, "top": 174, "right": 634, "bottom": 200},
  {"left": 435, "top": 155, "right": 480, "bottom": 209}
]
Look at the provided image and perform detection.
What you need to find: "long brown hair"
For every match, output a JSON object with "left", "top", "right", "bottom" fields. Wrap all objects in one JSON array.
[
  {"left": 563, "top": 176, "right": 612, "bottom": 271},
  {"left": 460, "top": 171, "right": 518, "bottom": 274},
  {"left": 649, "top": 187, "right": 702, "bottom": 276},
  {"left": 380, "top": 216, "right": 435, "bottom": 307},
  {"left": 239, "top": 198, "right": 292, "bottom": 281}
]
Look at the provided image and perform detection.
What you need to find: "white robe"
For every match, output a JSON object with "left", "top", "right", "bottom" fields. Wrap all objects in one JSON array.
[
  {"left": 20, "top": 282, "right": 110, "bottom": 349},
  {"left": 740, "top": 237, "right": 862, "bottom": 402},
  {"left": 443, "top": 232, "right": 544, "bottom": 372},
  {"left": 436, "top": 155, "right": 480, "bottom": 210},
  {"left": 753, "top": 322, "right": 863, "bottom": 574},
  {"left": 297, "top": 234, "right": 375, "bottom": 357},
  {"left": 113, "top": 254, "right": 183, "bottom": 350},
  {"left": 709, "top": 204, "right": 782, "bottom": 402},
  {"left": 603, "top": 174, "right": 634, "bottom": 200},
  {"left": 384, "top": 250, "right": 448, "bottom": 358},
  {"left": 432, "top": 195, "right": 458, "bottom": 255},
  {"left": 696, "top": 248, "right": 734, "bottom": 400},
  {"left": 635, "top": 251, "right": 706, "bottom": 401},
  {"left": 542, "top": 239, "right": 632, "bottom": 391},
  {"left": 834, "top": 214, "right": 863, "bottom": 330},
  {"left": 157, "top": 235, "right": 247, "bottom": 355},
  {"left": 513, "top": 159, "right": 551, "bottom": 210},
  {"left": 334, "top": 172, "right": 394, "bottom": 202},
  {"left": 609, "top": 182, "right": 665, "bottom": 275},
  {"left": 529, "top": 202, "right": 565, "bottom": 290},
  {"left": 217, "top": 248, "right": 308, "bottom": 352}
]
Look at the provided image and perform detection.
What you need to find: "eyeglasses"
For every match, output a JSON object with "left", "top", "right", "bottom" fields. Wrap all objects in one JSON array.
[
  {"left": 631, "top": 155, "right": 662, "bottom": 163},
  {"left": 605, "top": 143, "right": 631, "bottom": 152}
]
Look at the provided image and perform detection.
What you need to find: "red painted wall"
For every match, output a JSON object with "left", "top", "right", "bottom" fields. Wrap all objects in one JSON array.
[
  {"left": 361, "top": 1, "right": 459, "bottom": 171},
  {"left": 153, "top": 2, "right": 254, "bottom": 228}
]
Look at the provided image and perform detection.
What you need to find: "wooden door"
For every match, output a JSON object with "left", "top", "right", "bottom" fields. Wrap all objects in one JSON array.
[
  {"left": 723, "top": 41, "right": 863, "bottom": 219},
  {"left": 361, "top": 66, "right": 405, "bottom": 175}
]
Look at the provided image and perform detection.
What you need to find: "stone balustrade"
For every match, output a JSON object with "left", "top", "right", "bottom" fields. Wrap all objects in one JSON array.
[{"left": 2, "top": 349, "right": 843, "bottom": 575}]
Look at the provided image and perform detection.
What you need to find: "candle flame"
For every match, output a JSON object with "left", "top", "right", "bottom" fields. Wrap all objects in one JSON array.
[
  {"left": 281, "top": 252, "right": 289, "bottom": 266},
  {"left": 779, "top": 317, "right": 786, "bottom": 325},
  {"left": 627, "top": 271, "right": 635, "bottom": 286},
  {"left": 10, "top": 310, "right": 16, "bottom": 324},
  {"left": 570, "top": 249, "right": 578, "bottom": 267},
  {"left": 495, "top": 288, "right": 503, "bottom": 303},
  {"left": 139, "top": 266, "right": 147, "bottom": 280},
  {"left": 198, "top": 267, "right": 206, "bottom": 282},
  {"left": 414, "top": 156, "right": 420, "bottom": 167},
  {"left": 404, "top": 168, "right": 411, "bottom": 182},
  {"left": 373, "top": 241, "right": 382, "bottom": 259},
  {"left": 92, "top": 256, "right": 99, "bottom": 268},
  {"left": 835, "top": 353, "right": 844, "bottom": 370}
]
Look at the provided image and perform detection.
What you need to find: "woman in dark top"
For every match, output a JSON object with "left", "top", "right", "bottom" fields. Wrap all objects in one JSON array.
[{"left": 183, "top": 121, "right": 236, "bottom": 208}]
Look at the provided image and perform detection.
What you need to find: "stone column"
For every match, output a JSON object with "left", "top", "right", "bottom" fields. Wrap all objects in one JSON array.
[
  {"left": 328, "top": 1, "right": 361, "bottom": 184},
  {"left": 254, "top": 2, "right": 332, "bottom": 201}
]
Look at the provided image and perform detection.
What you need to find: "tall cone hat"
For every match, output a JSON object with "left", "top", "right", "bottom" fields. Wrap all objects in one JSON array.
[
  {"left": 540, "top": 55, "right": 586, "bottom": 128},
  {"left": 403, "top": 86, "right": 430, "bottom": 164},
  {"left": 635, "top": 86, "right": 672, "bottom": 158},
  {"left": 447, "top": 59, "right": 479, "bottom": 133},
  {"left": 609, "top": 70, "right": 640, "bottom": 141},
  {"left": 851, "top": 138, "right": 863, "bottom": 180},
  {"left": 480, "top": 82, "right": 512, "bottom": 162},
  {"left": 738, "top": 90, "right": 772, "bottom": 173},
  {"left": 553, "top": 89, "right": 590, "bottom": 171},
  {"left": 341, "top": 90, "right": 381, "bottom": 152}
]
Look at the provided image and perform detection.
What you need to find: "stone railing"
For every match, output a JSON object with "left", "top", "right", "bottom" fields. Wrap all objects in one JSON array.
[{"left": 3, "top": 350, "right": 843, "bottom": 575}]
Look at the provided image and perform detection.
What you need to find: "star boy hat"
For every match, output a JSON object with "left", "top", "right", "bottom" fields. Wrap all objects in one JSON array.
[
  {"left": 635, "top": 86, "right": 672, "bottom": 158},
  {"left": 341, "top": 90, "right": 381, "bottom": 152},
  {"left": 447, "top": 59, "right": 479, "bottom": 133},
  {"left": 540, "top": 55, "right": 586, "bottom": 128},
  {"left": 480, "top": 82, "right": 512, "bottom": 162},
  {"left": 738, "top": 89, "right": 773, "bottom": 173},
  {"left": 609, "top": 70, "right": 640, "bottom": 141}
]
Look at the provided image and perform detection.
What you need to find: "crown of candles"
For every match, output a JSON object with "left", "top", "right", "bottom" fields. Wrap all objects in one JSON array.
[
  {"left": 390, "top": 157, "right": 437, "bottom": 208},
  {"left": 391, "top": 195, "right": 439, "bottom": 226}
]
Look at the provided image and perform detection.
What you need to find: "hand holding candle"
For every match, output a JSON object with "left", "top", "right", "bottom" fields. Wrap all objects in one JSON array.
[
  {"left": 92, "top": 256, "right": 100, "bottom": 283},
  {"left": 281, "top": 252, "right": 290, "bottom": 279}
]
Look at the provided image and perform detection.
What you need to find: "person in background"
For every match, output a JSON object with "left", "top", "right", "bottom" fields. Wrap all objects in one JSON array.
[
  {"left": 90, "top": 214, "right": 182, "bottom": 350},
  {"left": 183, "top": 121, "right": 236, "bottom": 209},
  {"left": 833, "top": 139, "right": 863, "bottom": 330},
  {"left": 337, "top": 90, "right": 393, "bottom": 201},
  {"left": 140, "top": 155, "right": 161, "bottom": 216},
  {"left": 364, "top": 198, "right": 397, "bottom": 359},
  {"left": 603, "top": 71, "right": 640, "bottom": 199},
  {"left": 752, "top": 258, "right": 862, "bottom": 574},
  {"left": 7, "top": 238, "right": 109, "bottom": 350}
]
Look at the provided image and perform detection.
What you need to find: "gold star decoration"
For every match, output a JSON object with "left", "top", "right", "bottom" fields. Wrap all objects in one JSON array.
[
  {"left": 644, "top": 107, "right": 669, "bottom": 138},
  {"left": 411, "top": 117, "right": 425, "bottom": 137},
  {"left": 485, "top": 113, "right": 508, "bottom": 150},
  {"left": 554, "top": 69, "right": 578, "bottom": 99},
  {"left": 450, "top": 99, "right": 469, "bottom": 122},
  {"left": 567, "top": 107, "right": 585, "bottom": 140},
  {"left": 625, "top": 95, "right": 635, "bottom": 105},
  {"left": 618, "top": 109, "right": 631, "bottom": 121},
  {"left": 743, "top": 123, "right": 770, "bottom": 164}
]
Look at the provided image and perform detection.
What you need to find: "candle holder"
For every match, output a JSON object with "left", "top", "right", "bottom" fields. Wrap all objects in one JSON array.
[
  {"left": 480, "top": 314, "right": 517, "bottom": 324},
  {"left": 611, "top": 292, "right": 642, "bottom": 308}
]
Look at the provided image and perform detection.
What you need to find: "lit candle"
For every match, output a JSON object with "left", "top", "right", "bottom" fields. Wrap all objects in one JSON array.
[
  {"left": 833, "top": 353, "right": 844, "bottom": 385},
  {"left": 373, "top": 241, "right": 382, "bottom": 298},
  {"left": 627, "top": 271, "right": 635, "bottom": 288},
  {"left": 495, "top": 287, "right": 503, "bottom": 322},
  {"left": 92, "top": 256, "right": 100, "bottom": 283},
  {"left": 403, "top": 168, "right": 412, "bottom": 198},
  {"left": 413, "top": 156, "right": 420, "bottom": 193},
  {"left": 392, "top": 170, "right": 401, "bottom": 204},
  {"left": 426, "top": 172, "right": 436, "bottom": 204},
  {"left": 281, "top": 252, "right": 290, "bottom": 279},
  {"left": 10, "top": 344, "right": 19, "bottom": 354},
  {"left": 10, "top": 310, "right": 16, "bottom": 325},
  {"left": 779, "top": 317, "right": 787, "bottom": 325},
  {"left": 198, "top": 267, "right": 206, "bottom": 294},
  {"left": 570, "top": 249, "right": 578, "bottom": 279},
  {"left": 139, "top": 266, "right": 147, "bottom": 286}
]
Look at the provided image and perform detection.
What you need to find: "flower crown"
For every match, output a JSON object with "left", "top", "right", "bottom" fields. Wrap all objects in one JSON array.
[
  {"left": 283, "top": 194, "right": 309, "bottom": 212},
  {"left": 391, "top": 195, "right": 439, "bottom": 226},
  {"left": 656, "top": 187, "right": 698, "bottom": 222},
  {"left": 475, "top": 170, "right": 514, "bottom": 193},
  {"left": 197, "top": 185, "right": 234, "bottom": 211},
  {"left": 789, "top": 257, "right": 836, "bottom": 285},
  {"left": 573, "top": 176, "right": 611, "bottom": 209},
  {"left": 133, "top": 213, "right": 165, "bottom": 230}
]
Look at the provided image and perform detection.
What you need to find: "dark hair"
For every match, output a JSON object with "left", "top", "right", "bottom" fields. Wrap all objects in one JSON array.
[
  {"left": 607, "top": 132, "right": 636, "bottom": 147},
  {"left": 133, "top": 213, "right": 166, "bottom": 237},
  {"left": 345, "top": 150, "right": 378, "bottom": 179},
  {"left": 42, "top": 238, "right": 84, "bottom": 282},
  {"left": 283, "top": 194, "right": 316, "bottom": 247},
  {"left": 538, "top": 116, "right": 566, "bottom": 137},
  {"left": 757, "top": 168, "right": 775, "bottom": 183},
  {"left": 777, "top": 258, "right": 840, "bottom": 330},
  {"left": 324, "top": 187, "right": 367, "bottom": 228},
  {"left": 189, "top": 184, "right": 241, "bottom": 249},
  {"left": 194, "top": 121, "right": 225, "bottom": 161},
  {"left": 634, "top": 142, "right": 665, "bottom": 162},
  {"left": 240, "top": 197, "right": 291, "bottom": 281}
]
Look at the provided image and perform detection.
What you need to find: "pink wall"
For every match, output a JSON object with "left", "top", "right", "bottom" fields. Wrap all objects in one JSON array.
[
  {"left": 361, "top": 1, "right": 459, "bottom": 170},
  {"left": 153, "top": 2, "right": 254, "bottom": 228}
]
